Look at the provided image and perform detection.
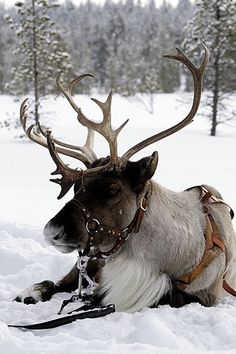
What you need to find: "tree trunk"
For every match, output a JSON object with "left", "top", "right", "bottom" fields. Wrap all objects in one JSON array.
[
  {"left": 210, "top": 53, "right": 219, "bottom": 136},
  {"left": 210, "top": 5, "right": 220, "bottom": 137},
  {"left": 32, "top": 0, "right": 39, "bottom": 125}
]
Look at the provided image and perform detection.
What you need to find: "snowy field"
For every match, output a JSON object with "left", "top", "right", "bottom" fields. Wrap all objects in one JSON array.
[{"left": 0, "top": 92, "right": 236, "bottom": 353}]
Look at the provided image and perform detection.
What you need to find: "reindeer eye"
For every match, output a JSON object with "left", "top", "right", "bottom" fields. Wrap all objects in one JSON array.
[{"left": 105, "top": 184, "right": 120, "bottom": 197}]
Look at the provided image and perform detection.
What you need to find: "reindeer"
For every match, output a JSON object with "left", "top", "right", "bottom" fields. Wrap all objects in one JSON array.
[{"left": 15, "top": 44, "right": 236, "bottom": 312}]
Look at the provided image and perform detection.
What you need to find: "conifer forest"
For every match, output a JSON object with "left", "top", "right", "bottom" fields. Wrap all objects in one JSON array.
[{"left": 0, "top": 0, "right": 235, "bottom": 134}]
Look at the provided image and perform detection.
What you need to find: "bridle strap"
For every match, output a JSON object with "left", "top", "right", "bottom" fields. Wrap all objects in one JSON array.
[{"left": 67, "top": 183, "right": 151, "bottom": 259}]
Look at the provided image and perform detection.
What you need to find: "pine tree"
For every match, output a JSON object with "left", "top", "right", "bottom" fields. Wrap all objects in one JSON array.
[
  {"left": 1, "top": 0, "right": 205, "bottom": 105},
  {"left": 0, "top": 4, "right": 17, "bottom": 94},
  {"left": 116, "top": 0, "right": 162, "bottom": 113},
  {"left": 0, "top": 3, "right": 6, "bottom": 93},
  {"left": 157, "top": 1, "right": 180, "bottom": 93},
  {"left": 183, "top": 0, "right": 236, "bottom": 136},
  {"left": 5, "top": 0, "right": 72, "bottom": 124},
  {"left": 174, "top": 0, "right": 193, "bottom": 46},
  {"left": 103, "top": 1, "right": 126, "bottom": 90}
]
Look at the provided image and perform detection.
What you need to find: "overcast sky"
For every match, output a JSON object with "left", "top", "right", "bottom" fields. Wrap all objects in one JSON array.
[{"left": 1, "top": 0, "right": 182, "bottom": 8}]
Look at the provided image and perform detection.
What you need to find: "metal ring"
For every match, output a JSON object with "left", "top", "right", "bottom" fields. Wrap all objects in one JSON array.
[
  {"left": 140, "top": 197, "right": 147, "bottom": 211},
  {"left": 86, "top": 218, "right": 100, "bottom": 233},
  {"left": 121, "top": 227, "right": 130, "bottom": 240}
]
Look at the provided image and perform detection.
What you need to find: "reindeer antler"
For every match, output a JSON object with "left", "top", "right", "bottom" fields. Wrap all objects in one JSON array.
[
  {"left": 20, "top": 98, "right": 97, "bottom": 166},
  {"left": 120, "top": 43, "right": 209, "bottom": 163},
  {"left": 21, "top": 44, "right": 209, "bottom": 199},
  {"left": 20, "top": 74, "right": 128, "bottom": 198},
  {"left": 57, "top": 73, "right": 129, "bottom": 166},
  {"left": 46, "top": 131, "right": 114, "bottom": 199}
]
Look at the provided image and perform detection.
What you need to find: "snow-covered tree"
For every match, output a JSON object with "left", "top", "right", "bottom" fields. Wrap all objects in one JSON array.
[
  {"left": 133, "top": 0, "right": 161, "bottom": 113},
  {"left": 1, "top": 0, "right": 196, "bottom": 103},
  {"left": 174, "top": 0, "right": 193, "bottom": 46},
  {"left": 0, "top": 4, "right": 6, "bottom": 92},
  {"left": 183, "top": 0, "right": 236, "bottom": 136},
  {"left": 115, "top": 0, "right": 175, "bottom": 113},
  {"left": 0, "top": 4, "right": 17, "bottom": 93},
  {"left": 112, "top": 0, "right": 145, "bottom": 95},
  {"left": 157, "top": 1, "right": 180, "bottom": 93},
  {"left": 5, "top": 0, "right": 72, "bottom": 124}
]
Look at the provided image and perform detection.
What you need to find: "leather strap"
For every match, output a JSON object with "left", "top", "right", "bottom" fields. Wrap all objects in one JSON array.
[
  {"left": 223, "top": 279, "right": 236, "bottom": 297},
  {"left": 8, "top": 304, "right": 115, "bottom": 330},
  {"left": 186, "top": 185, "right": 234, "bottom": 219},
  {"left": 68, "top": 182, "right": 151, "bottom": 259},
  {"left": 176, "top": 185, "right": 236, "bottom": 297},
  {"left": 200, "top": 188, "right": 236, "bottom": 297},
  {"left": 200, "top": 186, "right": 234, "bottom": 219},
  {"left": 176, "top": 213, "right": 224, "bottom": 290}
]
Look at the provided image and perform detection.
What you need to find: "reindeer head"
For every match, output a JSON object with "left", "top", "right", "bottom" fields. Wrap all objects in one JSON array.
[{"left": 20, "top": 44, "right": 209, "bottom": 255}]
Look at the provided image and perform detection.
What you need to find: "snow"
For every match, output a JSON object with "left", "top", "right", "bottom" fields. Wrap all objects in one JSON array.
[{"left": 0, "top": 92, "right": 236, "bottom": 353}]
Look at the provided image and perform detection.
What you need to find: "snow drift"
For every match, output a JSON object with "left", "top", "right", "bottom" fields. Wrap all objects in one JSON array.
[{"left": 0, "top": 93, "right": 236, "bottom": 353}]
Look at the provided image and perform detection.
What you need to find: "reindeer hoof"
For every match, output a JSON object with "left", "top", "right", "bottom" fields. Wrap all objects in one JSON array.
[{"left": 14, "top": 280, "right": 56, "bottom": 304}]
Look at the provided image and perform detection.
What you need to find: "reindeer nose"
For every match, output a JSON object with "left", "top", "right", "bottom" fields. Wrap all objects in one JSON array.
[
  {"left": 43, "top": 221, "right": 65, "bottom": 244},
  {"left": 52, "top": 228, "right": 65, "bottom": 241}
]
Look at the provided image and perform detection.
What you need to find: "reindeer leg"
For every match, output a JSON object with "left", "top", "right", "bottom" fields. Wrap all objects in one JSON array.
[
  {"left": 14, "top": 263, "right": 79, "bottom": 305},
  {"left": 158, "top": 284, "right": 204, "bottom": 308},
  {"left": 158, "top": 284, "right": 218, "bottom": 308},
  {"left": 14, "top": 280, "right": 57, "bottom": 305},
  {"left": 14, "top": 259, "right": 104, "bottom": 305},
  {"left": 55, "top": 263, "right": 79, "bottom": 293}
]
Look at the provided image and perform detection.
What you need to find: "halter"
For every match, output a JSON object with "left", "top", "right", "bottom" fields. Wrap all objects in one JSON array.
[
  {"left": 67, "top": 182, "right": 151, "bottom": 260},
  {"left": 55, "top": 183, "right": 152, "bottom": 311}
]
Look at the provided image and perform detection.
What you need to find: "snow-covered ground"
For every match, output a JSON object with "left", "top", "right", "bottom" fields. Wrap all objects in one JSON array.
[{"left": 0, "top": 92, "right": 236, "bottom": 353}]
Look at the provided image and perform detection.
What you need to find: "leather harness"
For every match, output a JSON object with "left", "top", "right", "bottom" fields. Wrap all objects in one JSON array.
[
  {"left": 9, "top": 184, "right": 236, "bottom": 331},
  {"left": 175, "top": 185, "right": 236, "bottom": 296},
  {"left": 72, "top": 183, "right": 236, "bottom": 297}
]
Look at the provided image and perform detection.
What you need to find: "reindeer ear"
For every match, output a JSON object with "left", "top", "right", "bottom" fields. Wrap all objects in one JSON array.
[{"left": 125, "top": 151, "right": 158, "bottom": 192}]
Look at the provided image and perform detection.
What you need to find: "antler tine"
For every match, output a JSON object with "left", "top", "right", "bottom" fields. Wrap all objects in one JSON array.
[
  {"left": 56, "top": 73, "right": 98, "bottom": 163},
  {"left": 78, "top": 90, "right": 129, "bottom": 165},
  {"left": 20, "top": 99, "right": 47, "bottom": 147},
  {"left": 56, "top": 72, "right": 94, "bottom": 113},
  {"left": 20, "top": 98, "right": 29, "bottom": 131},
  {"left": 38, "top": 124, "right": 97, "bottom": 164},
  {"left": 120, "top": 43, "right": 210, "bottom": 164},
  {"left": 47, "top": 131, "right": 84, "bottom": 199},
  {"left": 83, "top": 129, "right": 97, "bottom": 161},
  {"left": 58, "top": 72, "right": 129, "bottom": 165},
  {"left": 19, "top": 100, "right": 94, "bottom": 166},
  {"left": 85, "top": 129, "right": 94, "bottom": 149},
  {"left": 47, "top": 130, "right": 119, "bottom": 199}
]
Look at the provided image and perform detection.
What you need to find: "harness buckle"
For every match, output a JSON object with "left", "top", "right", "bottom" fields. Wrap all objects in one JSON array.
[
  {"left": 140, "top": 197, "right": 148, "bottom": 211},
  {"left": 76, "top": 254, "right": 97, "bottom": 297},
  {"left": 121, "top": 227, "right": 131, "bottom": 240},
  {"left": 86, "top": 218, "right": 100, "bottom": 233},
  {"left": 77, "top": 254, "right": 90, "bottom": 273}
]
